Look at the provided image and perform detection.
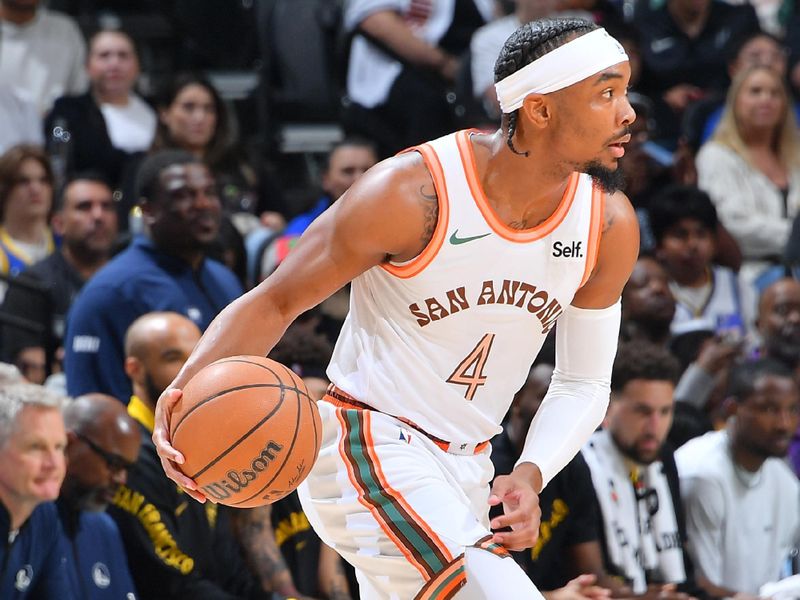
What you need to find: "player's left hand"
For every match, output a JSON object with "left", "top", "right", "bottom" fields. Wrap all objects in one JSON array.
[{"left": 487, "top": 463, "right": 542, "bottom": 551}]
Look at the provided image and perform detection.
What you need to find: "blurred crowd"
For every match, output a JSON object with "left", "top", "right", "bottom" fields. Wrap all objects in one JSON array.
[{"left": 0, "top": 0, "right": 800, "bottom": 598}]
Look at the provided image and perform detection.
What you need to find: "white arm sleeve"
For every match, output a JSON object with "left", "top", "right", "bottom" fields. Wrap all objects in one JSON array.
[{"left": 515, "top": 301, "right": 621, "bottom": 488}]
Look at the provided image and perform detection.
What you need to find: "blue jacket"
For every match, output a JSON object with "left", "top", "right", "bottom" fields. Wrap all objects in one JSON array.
[
  {"left": 56, "top": 500, "right": 137, "bottom": 599},
  {"left": 0, "top": 501, "right": 73, "bottom": 599},
  {"left": 283, "top": 196, "right": 331, "bottom": 236},
  {"left": 64, "top": 236, "right": 242, "bottom": 400}
]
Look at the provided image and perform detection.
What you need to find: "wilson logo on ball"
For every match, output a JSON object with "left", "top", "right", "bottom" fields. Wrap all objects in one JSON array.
[
  {"left": 171, "top": 355, "right": 322, "bottom": 508},
  {"left": 201, "top": 440, "right": 285, "bottom": 501}
]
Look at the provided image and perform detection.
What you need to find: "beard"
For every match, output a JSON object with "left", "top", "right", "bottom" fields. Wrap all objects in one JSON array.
[
  {"left": 582, "top": 161, "right": 626, "bottom": 194},
  {"left": 766, "top": 337, "right": 800, "bottom": 370},
  {"left": 144, "top": 372, "right": 165, "bottom": 405},
  {"left": 67, "top": 480, "right": 111, "bottom": 512}
]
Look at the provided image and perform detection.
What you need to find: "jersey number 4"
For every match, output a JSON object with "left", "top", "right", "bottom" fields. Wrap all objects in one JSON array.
[{"left": 447, "top": 333, "right": 495, "bottom": 400}]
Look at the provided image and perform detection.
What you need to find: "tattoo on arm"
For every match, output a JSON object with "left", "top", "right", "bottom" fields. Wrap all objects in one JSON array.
[
  {"left": 418, "top": 184, "right": 439, "bottom": 248},
  {"left": 602, "top": 212, "right": 616, "bottom": 234},
  {"left": 327, "top": 554, "right": 352, "bottom": 600},
  {"left": 236, "top": 508, "right": 297, "bottom": 595}
]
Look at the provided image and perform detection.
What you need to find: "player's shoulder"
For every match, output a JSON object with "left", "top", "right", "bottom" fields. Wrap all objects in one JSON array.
[
  {"left": 598, "top": 189, "right": 638, "bottom": 247},
  {"left": 602, "top": 189, "right": 636, "bottom": 223},
  {"left": 353, "top": 150, "right": 433, "bottom": 198},
  {"left": 340, "top": 149, "right": 438, "bottom": 222}
]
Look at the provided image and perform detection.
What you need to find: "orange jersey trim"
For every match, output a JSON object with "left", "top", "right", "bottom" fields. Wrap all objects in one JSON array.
[
  {"left": 381, "top": 144, "right": 450, "bottom": 279},
  {"left": 455, "top": 130, "right": 580, "bottom": 243},
  {"left": 579, "top": 183, "right": 606, "bottom": 288}
]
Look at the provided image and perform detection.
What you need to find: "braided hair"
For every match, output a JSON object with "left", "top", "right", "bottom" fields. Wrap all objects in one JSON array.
[{"left": 494, "top": 18, "right": 598, "bottom": 156}]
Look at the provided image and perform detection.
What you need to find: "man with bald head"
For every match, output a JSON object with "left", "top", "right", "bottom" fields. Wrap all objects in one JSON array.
[
  {"left": 109, "top": 312, "right": 272, "bottom": 599},
  {"left": 58, "top": 393, "right": 139, "bottom": 599}
]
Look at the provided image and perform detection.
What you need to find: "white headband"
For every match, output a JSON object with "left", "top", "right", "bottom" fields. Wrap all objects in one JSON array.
[{"left": 495, "top": 28, "right": 628, "bottom": 114}]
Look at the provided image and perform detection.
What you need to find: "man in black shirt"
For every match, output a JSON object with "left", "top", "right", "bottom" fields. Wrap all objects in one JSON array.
[
  {"left": 0, "top": 172, "right": 117, "bottom": 367},
  {"left": 109, "top": 311, "right": 273, "bottom": 599},
  {"left": 491, "top": 362, "right": 620, "bottom": 595},
  {"left": 635, "top": 0, "right": 759, "bottom": 142}
]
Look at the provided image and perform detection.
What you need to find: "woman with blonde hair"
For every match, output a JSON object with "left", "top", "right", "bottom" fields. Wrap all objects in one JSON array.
[
  {"left": 697, "top": 64, "right": 800, "bottom": 326},
  {"left": 697, "top": 65, "right": 800, "bottom": 271}
]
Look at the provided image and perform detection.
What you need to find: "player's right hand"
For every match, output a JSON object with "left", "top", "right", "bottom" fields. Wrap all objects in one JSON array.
[{"left": 153, "top": 387, "right": 207, "bottom": 503}]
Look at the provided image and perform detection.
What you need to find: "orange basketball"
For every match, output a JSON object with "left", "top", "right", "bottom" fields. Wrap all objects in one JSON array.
[{"left": 170, "top": 355, "right": 322, "bottom": 508}]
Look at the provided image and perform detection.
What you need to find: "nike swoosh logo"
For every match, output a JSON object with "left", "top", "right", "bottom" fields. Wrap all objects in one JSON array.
[{"left": 449, "top": 230, "right": 490, "bottom": 245}]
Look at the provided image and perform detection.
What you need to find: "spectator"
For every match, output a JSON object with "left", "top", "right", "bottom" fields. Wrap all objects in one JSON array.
[
  {"left": 635, "top": 0, "right": 759, "bottom": 143},
  {"left": 256, "top": 138, "right": 378, "bottom": 339},
  {"left": 0, "top": 382, "right": 70, "bottom": 597},
  {"left": 622, "top": 255, "right": 739, "bottom": 434},
  {"left": 620, "top": 255, "right": 676, "bottom": 346},
  {"left": 697, "top": 65, "right": 800, "bottom": 293},
  {"left": 46, "top": 29, "right": 157, "bottom": 193},
  {"left": 64, "top": 151, "right": 241, "bottom": 401},
  {"left": 342, "top": 0, "right": 495, "bottom": 156},
  {"left": 683, "top": 31, "right": 791, "bottom": 152},
  {"left": 758, "top": 279, "right": 800, "bottom": 480},
  {"left": 236, "top": 324, "right": 354, "bottom": 599},
  {"left": 0, "top": 144, "right": 55, "bottom": 279},
  {"left": 11, "top": 346, "right": 46, "bottom": 385},
  {"left": 470, "top": 0, "right": 556, "bottom": 121},
  {"left": 756, "top": 277, "right": 800, "bottom": 376},
  {"left": 112, "top": 311, "right": 272, "bottom": 599},
  {"left": 491, "top": 361, "right": 623, "bottom": 596},
  {"left": 150, "top": 73, "right": 281, "bottom": 223},
  {"left": 283, "top": 138, "right": 379, "bottom": 237},
  {"left": 1, "top": 173, "right": 117, "bottom": 367},
  {"left": 0, "top": 0, "right": 88, "bottom": 115},
  {"left": 650, "top": 185, "right": 745, "bottom": 338},
  {"left": 582, "top": 341, "right": 701, "bottom": 594},
  {"left": 59, "top": 393, "right": 140, "bottom": 599},
  {"left": 0, "top": 84, "right": 43, "bottom": 156},
  {"left": 676, "top": 359, "right": 800, "bottom": 597},
  {"left": 617, "top": 95, "right": 676, "bottom": 253}
]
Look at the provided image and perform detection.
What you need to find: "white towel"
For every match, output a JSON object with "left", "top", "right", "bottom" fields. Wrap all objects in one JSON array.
[{"left": 582, "top": 429, "right": 686, "bottom": 593}]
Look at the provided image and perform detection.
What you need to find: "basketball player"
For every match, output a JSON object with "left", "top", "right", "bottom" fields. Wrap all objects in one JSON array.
[{"left": 154, "top": 18, "right": 638, "bottom": 599}]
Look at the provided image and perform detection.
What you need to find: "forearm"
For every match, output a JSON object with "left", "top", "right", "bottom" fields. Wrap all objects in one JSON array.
[
  {"left": 319, "top": 544, "right": 352, "bottom": 600},
  {"left": 360, "top": 11, "right": 452, "bottom": 71},
  {"left": 516, "top": 303, "right": 619, "bottom": 487},
  {"left": 516, "top": 374, "right": 609, "bottom": 488},
  {"left": 673, "top": 362, "right": 715, "bottom": 409},
  {"left": 234, "top": 507, "right": 299, "bottom": 596}
]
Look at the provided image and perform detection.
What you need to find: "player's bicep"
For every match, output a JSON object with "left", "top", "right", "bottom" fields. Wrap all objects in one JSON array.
[
  {"left": 254, "top": 154, "right": 429, "bottom": 318},
  {"left": 572, "top": 190, "right": 639, "bottom": 309}
]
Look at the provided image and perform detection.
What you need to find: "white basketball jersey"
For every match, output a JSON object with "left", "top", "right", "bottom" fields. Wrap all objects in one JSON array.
[{"left": 327, "top": 130, "right": 605, "bottom": 444}]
